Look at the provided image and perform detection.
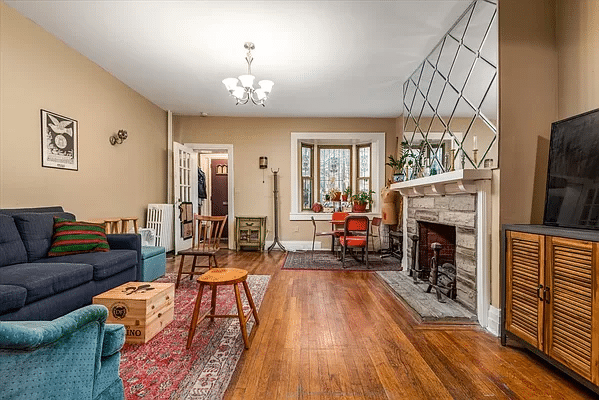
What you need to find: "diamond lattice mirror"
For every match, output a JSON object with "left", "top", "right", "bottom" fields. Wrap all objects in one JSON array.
[{"left": 402, "top": 0, "right": 497, "bottom": 176}]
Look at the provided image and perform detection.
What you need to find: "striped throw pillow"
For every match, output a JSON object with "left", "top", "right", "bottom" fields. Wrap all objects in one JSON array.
[{"left": 47, "top": 217, "right": 110, "bottom": 256}]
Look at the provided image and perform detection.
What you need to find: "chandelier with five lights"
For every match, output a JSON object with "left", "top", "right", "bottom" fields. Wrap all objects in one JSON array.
[{"left": 222, "top": 42, "right": 274, "bottom": 106}]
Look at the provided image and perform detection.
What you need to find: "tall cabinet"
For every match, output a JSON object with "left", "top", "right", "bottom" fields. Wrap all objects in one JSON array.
[{"left": 502, "top": 225, "right": 599, "bottom": 391}]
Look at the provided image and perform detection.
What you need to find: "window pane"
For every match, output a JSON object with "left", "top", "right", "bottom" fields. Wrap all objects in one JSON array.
[
  {"left": 302, "top": 178, "right": 312, "bottom": 209},
  {"left": 359, "top": 146, "right": 370, "bottom": 178},
  {"left": 301, "top": 145, "right": 311, "bottom": 177},
  {"left": 358, "top": 178, "right": 369, "bottom": 193},
  {"left": 319, "top": 147, "right": 350, "bottom": 202}
]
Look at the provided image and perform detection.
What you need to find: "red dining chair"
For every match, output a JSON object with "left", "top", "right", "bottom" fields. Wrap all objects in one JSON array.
[
  {"left": 311, "top": 216, "right": 336, "bottom": 259},
  {"left": 331, "top": 211, "right": 349, "bottom": 252},
  {"left": 339, "top": 215, "right": 370, "bottom": 268}
]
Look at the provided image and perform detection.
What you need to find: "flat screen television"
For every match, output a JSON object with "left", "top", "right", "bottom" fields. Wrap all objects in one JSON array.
[{"left": 543, "top": 108, "right": 599, "bottom": 230}]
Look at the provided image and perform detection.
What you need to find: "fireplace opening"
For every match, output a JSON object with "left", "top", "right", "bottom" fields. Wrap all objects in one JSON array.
[
  {"left": 417, "top": 221, "right": 457, "bottom": 300},
  {"left": 418, "top": 222, "right": 456, "bottom": 273}
]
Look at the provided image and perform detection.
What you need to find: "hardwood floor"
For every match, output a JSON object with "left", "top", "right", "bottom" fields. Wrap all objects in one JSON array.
[{"left": 167, "top": 250, "right": 596, "bottom": 399}]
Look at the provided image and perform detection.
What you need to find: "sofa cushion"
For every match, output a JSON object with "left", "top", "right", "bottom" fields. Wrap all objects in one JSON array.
[
  {"left": 48, "top": 218, "right": 110, "bottom": 257},
  {"left": 0, "top": 263, "right": 93, "bottom": 304},
  {"left": 36, "top": 250, "right": 136, "bottom": 280},
  {"left": 0, "top": 285, "right": 27, "bottom": 314},
  {"left": 12, "top": 212, "right": 76, "bottom": 261},
  {"left": 0, "top": 215, "right": 28, "bottom": 267}
]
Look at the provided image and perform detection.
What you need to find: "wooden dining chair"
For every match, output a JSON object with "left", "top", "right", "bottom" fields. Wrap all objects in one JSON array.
[
  {"left": 311, "top": 216, "right": 336, "bottom": 259},
  {"left": 370, "top": 217, "right": 383, "bottom": 252},
  {"left": 176, "top": 214, "right": 228, "bottom": 288},
  {"left": 339, "top": 215, "right": 370, "bottom": 268}
]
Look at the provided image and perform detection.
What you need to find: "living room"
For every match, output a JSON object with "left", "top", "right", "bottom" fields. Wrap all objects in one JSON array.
[{"left": 1, "top": 0, "right": 599, "bottom": 399}]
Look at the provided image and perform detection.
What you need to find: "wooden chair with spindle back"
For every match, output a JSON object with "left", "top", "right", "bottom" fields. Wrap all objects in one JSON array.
[{"left": 176, "top": 214, "right": 227, "bottom": 288}]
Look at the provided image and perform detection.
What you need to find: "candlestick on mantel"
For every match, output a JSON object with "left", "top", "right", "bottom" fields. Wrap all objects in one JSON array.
[{"left": 473, "top": 135, "right": 478, "bottom": 151}]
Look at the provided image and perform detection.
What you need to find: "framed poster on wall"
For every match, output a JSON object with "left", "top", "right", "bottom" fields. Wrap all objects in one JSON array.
[{"left": 41, "top": 109, "right": 78, "bottom": 170}]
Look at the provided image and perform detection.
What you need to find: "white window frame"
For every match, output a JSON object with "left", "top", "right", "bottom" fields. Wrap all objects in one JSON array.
[{"left": 290, "top": 132, "right": 385, "bottom": 221}]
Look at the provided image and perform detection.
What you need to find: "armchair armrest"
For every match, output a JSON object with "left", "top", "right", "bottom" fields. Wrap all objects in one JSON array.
[
  {"left": 107, "top": 233, "right": 142, "bottom": 281},
  {"left": 102, "top": 324, "right": 125, "bottom": 357},
  {"left": 0, "top": 305, "right": 107, "bottom": 351}
]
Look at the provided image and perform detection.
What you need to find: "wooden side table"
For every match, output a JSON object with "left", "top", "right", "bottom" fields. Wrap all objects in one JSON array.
[
  {"left": 235, "top": 216, "right": 267, "bottom": 251},
  {"left": 121, "top": 217, "right": 139, "bottom": 234},
  {"left": 104, "top": 218, "right": 121, "bottom": 234},
  {"left": 187, "top": 268, "right": 259, "bottom": 349}
]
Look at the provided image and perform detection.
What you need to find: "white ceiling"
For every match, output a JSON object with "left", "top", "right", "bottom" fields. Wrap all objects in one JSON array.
[{"left": 6, "top": 0, "right": 473, "bottom": 118}]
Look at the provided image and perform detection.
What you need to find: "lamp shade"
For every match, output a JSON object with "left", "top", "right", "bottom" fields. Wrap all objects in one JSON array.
[
  {"left": 222, "top": 78, "right": 239, "bottom": 92},
  {"left": 258, "top": 80, "right": 274, "bottom": 93},
  {"left": 232, "top": 87, "right": 245, "bottom": 99},
  {"left": 238, "top": 74, "right": 255, "bottom": 88},
  {"left": 255, "top": 89, "right": 266, "bottom": 101}
]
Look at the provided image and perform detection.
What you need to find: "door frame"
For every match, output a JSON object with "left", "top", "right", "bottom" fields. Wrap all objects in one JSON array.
[{"left": 185, "top": 143, "right": 235, "bottom": 250}]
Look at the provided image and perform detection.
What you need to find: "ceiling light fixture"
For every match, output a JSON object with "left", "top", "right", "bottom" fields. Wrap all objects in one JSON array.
[{"left": 222, "top": 42, "right": 274, "bottom": 107}]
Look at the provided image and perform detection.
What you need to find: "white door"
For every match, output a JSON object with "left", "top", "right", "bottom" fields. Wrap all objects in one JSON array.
[{"left": 173, "top": 142, "right": 198, "bottom": 252}]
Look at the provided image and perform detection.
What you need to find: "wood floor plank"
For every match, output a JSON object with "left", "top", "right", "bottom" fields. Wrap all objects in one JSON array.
[{"left": 166, "top": 250, "right": 597, "bottom": 400}]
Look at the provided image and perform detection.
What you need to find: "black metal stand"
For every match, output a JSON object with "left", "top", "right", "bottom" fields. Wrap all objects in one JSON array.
[{"left": 268, "top": 169, "right": 286, "bottom": 252}]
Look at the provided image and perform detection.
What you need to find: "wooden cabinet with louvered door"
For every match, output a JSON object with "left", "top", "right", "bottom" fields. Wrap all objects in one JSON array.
[
  {"left": 505, "top": 231, "right": 545, "bottom": 350},
  {"left": 545, "top": 236, "right": 599, "bottom": 383}
]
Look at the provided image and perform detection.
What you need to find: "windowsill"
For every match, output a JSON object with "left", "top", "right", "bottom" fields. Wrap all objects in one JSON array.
[{"left": 290, "top": 212, "right": 381, "bottom": 221}]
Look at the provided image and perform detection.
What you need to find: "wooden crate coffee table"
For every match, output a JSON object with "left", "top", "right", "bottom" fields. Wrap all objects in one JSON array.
[{"left": 93, "top": 282, "right": 174, "bottom": 343}]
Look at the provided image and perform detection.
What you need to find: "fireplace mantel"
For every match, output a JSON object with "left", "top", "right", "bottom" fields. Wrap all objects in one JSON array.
[{"left": 390, "top": 169, "right": 493, "bottom": 197}]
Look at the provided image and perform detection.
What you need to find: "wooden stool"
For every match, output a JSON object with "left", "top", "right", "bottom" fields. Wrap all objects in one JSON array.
[
  {"left": 121, "top": 217, "right": 139, "bottom": 234},
  {"left": 187, "top": 268, "right": 260, "bottom": 349},
  {"left": 104, "top": 218, "right": 121, "bottom": 234}
]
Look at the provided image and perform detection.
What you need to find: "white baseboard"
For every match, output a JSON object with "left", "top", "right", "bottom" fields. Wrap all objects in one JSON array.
[
  {"left": 486, "top": 305, "right": 501, "bottom": 337},
  {"left": 264, "top": 240, "right": 317, "bottom": 251}
]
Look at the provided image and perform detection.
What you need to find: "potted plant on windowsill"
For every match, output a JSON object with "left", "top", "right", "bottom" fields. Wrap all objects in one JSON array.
[
  {"left": 329, "top": 187, "right": 341, "bottom": 202},
  {"left": 341, "top": 187, "right": 352, "bottom": 202},
  {"left": 351, "top": 190, "right": 375, "bottom": 213}
]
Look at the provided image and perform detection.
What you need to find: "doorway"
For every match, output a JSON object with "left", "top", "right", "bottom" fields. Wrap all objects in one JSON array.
[
  {"left": 185, "top": 143, "right": 235, "bottom": 249},
  {"left": 206, "top": 156, "right": 229, "bottom": 240}
]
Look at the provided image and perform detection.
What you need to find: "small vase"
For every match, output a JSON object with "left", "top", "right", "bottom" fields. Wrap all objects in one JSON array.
[
  {"left": 341, "top": 194, "right": 348, "bottom": 202},
  {"left": 393, "top": 173, "right": 405, "bottom": 182}
]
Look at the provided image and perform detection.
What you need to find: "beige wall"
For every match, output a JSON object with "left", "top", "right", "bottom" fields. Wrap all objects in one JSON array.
[
  {"left": 173, "top": 117, "right": 398, "bottom": 244},
  {"left": 498, "top": 0, "right": 558, "bottom": 227},
  {"left": 496, "top": 0, "right": 558, "bottom": 306},
  {"left": 557, "top": 0, "right": 599, "bottom": 118},
  {"left": 0, "top": 3, "right": 168, "bottom": 221}
]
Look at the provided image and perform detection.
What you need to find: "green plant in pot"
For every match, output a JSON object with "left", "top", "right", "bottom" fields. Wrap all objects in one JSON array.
[
  {"left": 386, "top": 142, "right": 412, "bottom": 182},
  {"left": 351, "top": 190, "right": 375, "bottom": 213},
  {"left": 342, "top": 187, "right": 352, "bottom": 202}
]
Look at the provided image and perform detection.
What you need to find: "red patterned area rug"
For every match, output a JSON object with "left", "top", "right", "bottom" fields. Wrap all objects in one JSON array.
[
  {"left": 119, "top": 273, "right": 270, "bottom": 399},
  {"left": 282, "top": 250, "right": 403, "bottom": 271}
]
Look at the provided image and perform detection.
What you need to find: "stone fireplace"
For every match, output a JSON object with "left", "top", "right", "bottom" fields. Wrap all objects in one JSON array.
[
  {"left": 390, "top": 169, "right": 492, "bottom": 327},
  {"left": 408, "top": 195, "right": 477, "bottom": 311}
]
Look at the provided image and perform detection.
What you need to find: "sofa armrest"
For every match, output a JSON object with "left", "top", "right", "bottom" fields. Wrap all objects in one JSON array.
[
  {"left": 102, "top": 324, "right": 125, "bottom": 357},
  {"left": 107, "top": 233, "right": 142, "bottom": 281},
  {"left": 0, "top": 304, "right": 107, "bottom": 351}
]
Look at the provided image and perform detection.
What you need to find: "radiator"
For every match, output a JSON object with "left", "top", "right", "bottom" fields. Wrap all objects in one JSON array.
[{"left": 146, "top": 204, "right": 174, "bottom": 252}]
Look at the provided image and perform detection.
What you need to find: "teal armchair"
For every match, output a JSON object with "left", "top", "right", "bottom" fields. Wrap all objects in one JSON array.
[{"left": 0, "top": 305, "right": 125, "bottom": 400}]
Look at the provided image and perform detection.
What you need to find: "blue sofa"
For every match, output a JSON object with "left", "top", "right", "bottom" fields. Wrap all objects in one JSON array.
[
  {"left": 0, "top": 304, "right": 125, "bottom": 400},
  {"left": 0, "top": 207, "right": 141, "bottom": 321}
]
